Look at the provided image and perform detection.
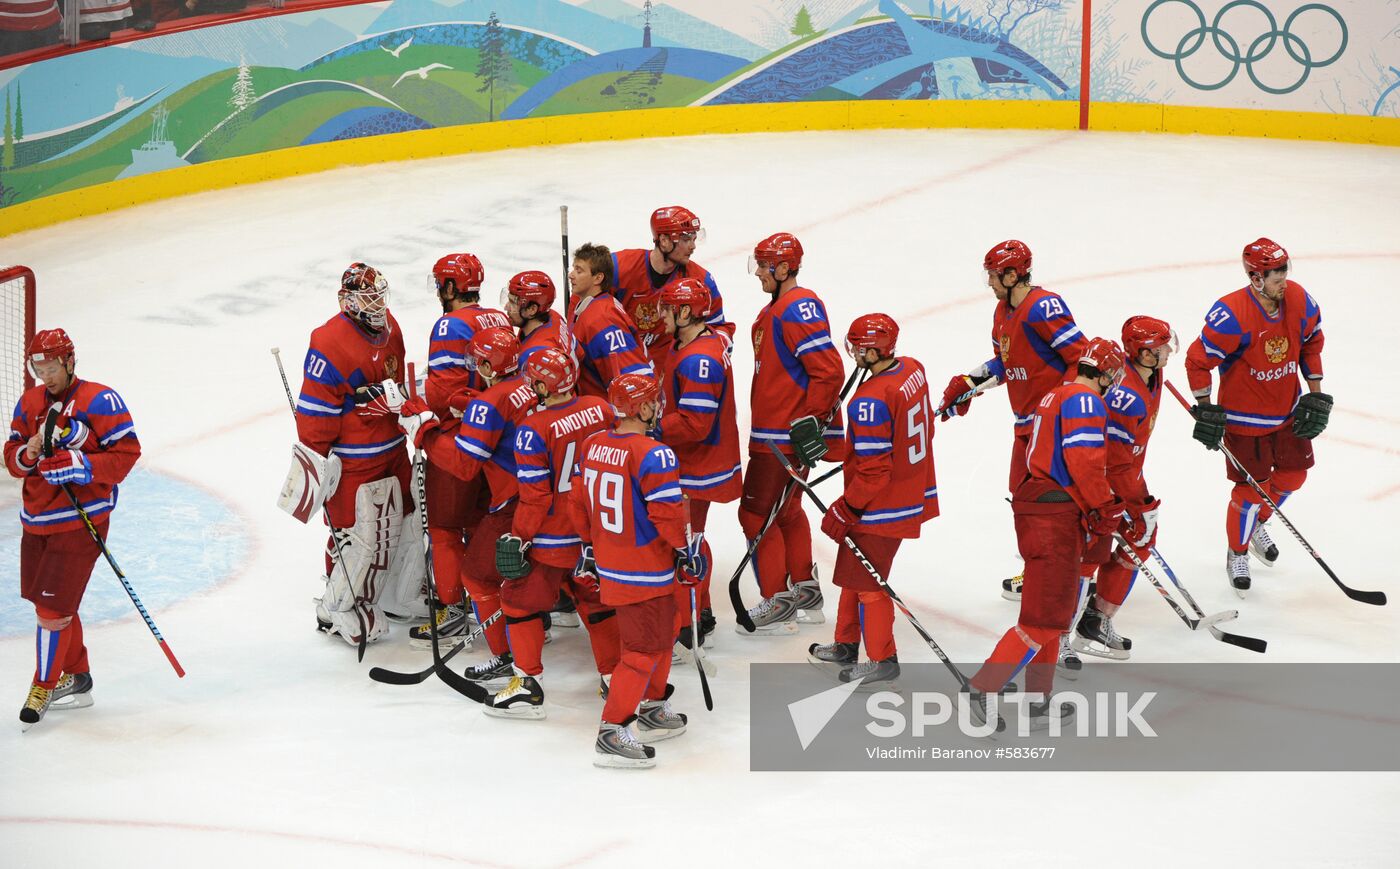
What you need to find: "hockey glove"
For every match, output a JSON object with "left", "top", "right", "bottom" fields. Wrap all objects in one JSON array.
[
  {"left": 789, "top": 415, "right": 827, "bottom": 467},
  {"left": 1126, "top": 496, "right": 1161, "bottom": 548},
  {"left": 52, "top": 419, "right": 90, "bottom": 450},
  {"left": 575, "top": 544, "right": 599, "bottom": 593},
  {"left": 1083, "top": 498, "right": 1126, "bottom": 538},
  {"left": 397, "top": 397, "right": 440, "bottom": 449},
  {"left": 355, "top": 378, "right": 407, "bottom": 417},
  {"left": 820, "top": 497, "right": 863, "bottom": 543},
  {"left": 674, "top": 536, "right": 708, "bottom": 586},
  {"left": 495, "top": 534, "right": 532, "bottom": 580},
  {"left": 1292, "top": 391, "right": 1333, "bottom": 439},
  {"left": 939, "top": 374, "right": 979, "bottom": 419},
  {"left": 39, "top": 449, "right": 92, "bottom": 486},
  {"left": 1190, "top": 402, "right": 1227, "bottom": 450}
]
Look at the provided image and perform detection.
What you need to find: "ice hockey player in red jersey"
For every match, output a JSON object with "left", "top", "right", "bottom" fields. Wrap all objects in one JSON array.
[
  {"left": 398, "top": 328, "right": 537, "bottom": 674},
  {"left": 1065, "top": 316, "right": 1176, "bottom": 669},
  {"left": 566, "top": 242, "right": 652, "bottom": 398},
  {"left": 1185, "top": 238, "right": 1329, "bottom": 596},
  {"left": 503, "top": 269, "right": 570, "bottom": 374},
  {"left": 740, "top": 232, "right": 846, "bottom": 635},
  {"left": 415, "top": 253, "right": 513, "bottom": 645},
  {"left": 571, "top": 373, "right": 702, "bottom": 768},
  {"left": 6, "top": 329, "right": 141, "bottom": 730},
  {"left": 806, "top": 314, "right": 937, "bottom": 690},
  {"left": 962, "top": 338, "right": 1127, "bottom": 732},
  {"left": 296, "top": 263, "right": 414, "bottom": 648},
  {"left": 654, "top": 277, "right": 739, "bottom": 654},
  {"left": 611, "top": 205, "right": 730, "bottom": 372},
  {"left": 487, "top": 346, "right": 620, "bottom": 718},
  {"left": 939, "top": 240, "right": 1088, "bottom": 601}
]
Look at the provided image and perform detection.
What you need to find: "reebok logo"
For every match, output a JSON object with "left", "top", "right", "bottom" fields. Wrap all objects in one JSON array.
[{"left": 787, "top": 675, "right": 864, "bottom": 750}]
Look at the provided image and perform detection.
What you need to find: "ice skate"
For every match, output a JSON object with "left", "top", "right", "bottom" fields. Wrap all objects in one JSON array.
[
  {"left": 1249, "top": 523, "right": 1279, "bottom": 567},
  {"left": 839, "top": 656, "right": 900, "bottom": 692},
  {"left": 1227, "top": 549, "right": 1252, "bottom": 599},
  {"left": 636, "top": 688, "right": 687, "bottom": 743},
  {"left": 462, "top": 651, "right": 514, "bottom": 687},
  {"left": 1001, "top": 573, "right": 1023, "bottom": 602},
  {"left": 594, "top": 720, "right": 656, "bottom": 769},
  {"left": 788, "top": 568, "right": 825, "bottom": 624},
  {"left": 807, "top": 640, "right": 859, "bottom": 678},
  {"left": 1072, "top": 603, "right": 1131, "bottom": 661},
  {"left": 1056, "top": 633, "right": 1083, "bottom": 679},
  {"left": 49, "top": 673, "right": 94, "bottom": 711},
  {"left": 1026, "top": 696, "right": 1078, "bottom": 731},
  {"left": 19, "top": 682, "right": 52, "bottom": 732},
  {"left": 408, "top": 602, "right": 468, "bottom": 651},
  {"left": 958, "top": 690, "right": 1005, "bottom": 736},
  {"left": 735, "top": 592, "right": 799, "bottom": 636},
  {"left": 483, "top": 669, "right": 546, "bottom": 720},
  {"left": 550, "top": 592, "right": 581, "bottom": 629}
]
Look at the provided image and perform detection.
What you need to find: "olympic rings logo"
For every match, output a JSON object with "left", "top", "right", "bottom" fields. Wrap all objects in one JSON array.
[{"left": 1141, "top": 0, "right": 1347, "bottom": 95}]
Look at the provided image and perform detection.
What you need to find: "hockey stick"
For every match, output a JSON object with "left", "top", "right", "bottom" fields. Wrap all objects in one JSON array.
[
  {"left": 729, "top": 366, "right": 864, "bottom": 632},
  {"left": 368, "top": 610, "right": 502, "bottom": 685},
  {"left": 769, "top": 444, "right": 972, "bottom": 692},
  {"left": 1149, "top": 546, "right": 1268, "bottom": 654},
  {"left": 41, "top": 408, "right": 185, "bottom": 677},
  {"left": 404, "top": 364, "right": 493, "bottom": 703},
  {"left": 560, "top": 205, "right": 571, "bottom": 313},
  {"left": 1166, "top": 380, "right": 1385, "bottom": 606},
  {"left": 935, "top": 375, "right": 1000, "bottom": 421},
  {"left": 272, "top": 347, "right": 371, "bottom": 660},
  {"left": 680, "top": 524, "right": 714, "bottom": 711},
  {"left": 1111, "top": 532, "right": 1267, "bottom": 653}
]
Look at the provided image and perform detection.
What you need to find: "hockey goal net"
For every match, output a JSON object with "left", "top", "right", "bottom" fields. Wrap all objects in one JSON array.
[{"left": 0, "top": 266, "right": 36, "bottom": 416}]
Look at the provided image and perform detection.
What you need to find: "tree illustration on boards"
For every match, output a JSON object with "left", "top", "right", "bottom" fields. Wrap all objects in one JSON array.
[
  {"left": 476, "top": 11, "right": 511, "bottom": 123},
  {"left": 220, "top": 55, "right": 257, "bottom": 151},
  {"left": 14, "top": 86, "right": 22, "bottom": 141},
  {"left": 2, "top": 89, "right": 13, "bottom": 170},
  {"left": 791, "top": 5, "right": 815, "bottom": 39}
]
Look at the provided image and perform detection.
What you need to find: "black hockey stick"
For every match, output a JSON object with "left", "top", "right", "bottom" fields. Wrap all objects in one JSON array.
[
  {"left": 560, "top": 205, "right": 571, "bottom": 312},
  {"left": 41, "top": 408, "right": 185, "bottom": 677},
  {"left": 368, "top": 609, "right": 502, "bottom": 685},
  {"left": 1111, "top": 533, "right": 1268, "bottom": 654},
  {"left": 272, "top": 347, "right": 372, "bottom": 660},
  {"left": 1148, "top": 546, "right": 1268, "bottom": 654},
  {"left": 769, "top": 444, "right": 972, "bottom": 692},
  {"left": 690, "top": 586, "right": 714, "bottom": 711},
  {"left": 1166, "top": 381, "right": 1383, "bottom": 606},
  {"left": 729, "top": 366, "right": 864, "bottom": 632},
  {"left": 405, "top": 363, "right": 492, "bottom": 703},
  {"left": 934, "top": 375, "right": 1000, "bottom": 421}
]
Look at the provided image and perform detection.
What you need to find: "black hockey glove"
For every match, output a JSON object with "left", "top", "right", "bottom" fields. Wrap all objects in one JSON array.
[
  {"left": 1292, "top": 391, "right": 1333, "bottom": 440},
  {"left": 495, "top": 534, "right": 532, "bottom": 580},
  {"left": 1190, "top": 402, "right": 1227, "bottom": 450},
  {"left": 789, "top": 415, "right": 827, "bottom": 467}
]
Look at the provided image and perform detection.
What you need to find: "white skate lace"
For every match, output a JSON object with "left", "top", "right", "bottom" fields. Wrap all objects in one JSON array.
[
  {"left": 648, "top": 701, "right": 679, "bottom": 725},
  {"left": 615, "top": 724, "right": 644, "bottom": 749},
  {"left": 469, "top": 654, "right": 506, "bottom": 675},
  {"left": 1058, "top": 633, "right": 1075, "bottom": 659},
  {"left": 847, "top": 660, "right": 883, "bottom": 679},
  {"left": 1101, "top": 617, "right": 1123, "bottom": 646},
  {"left": 749, "top": 596, "right": 777, "bottom": 619},
  {"left": 1229, "top": 552, "right": 1251, "bottom": 578},
  {"left": 1252, "top": 525, "right": 1275, "bottom": 549}
]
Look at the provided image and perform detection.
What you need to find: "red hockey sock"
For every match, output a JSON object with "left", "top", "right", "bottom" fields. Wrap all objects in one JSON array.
[
  {"left": 34, "top": 608, "right": 82, "bottom": 689},
  {"left": 780, "top": 508, "right": 814, "bottom": 583},
  {"left": 427, "top": 526, "right": 466, "bottom": 604},
  {"left": 857, "top": 591, "right": 895, "bottom": 661},
  {"left": 602, "top": 648, "right": 659, "bottom": 725},
  {"left": 1023, "top": 632, "right": 1059, "bottom": 697},
  {"left": 970, "top": 627, "right": 1038, "bottom": 694},
  {"left": 469, "top": 594, "right": 508, "bottom": 656},
  {"left": 1262, "top": 469, "right": 1307, "bottom": 522},
  {"left": 582, "top": 610, "right": 621, "bottom": 676},
  {"left": 62, "top": 613, "right": 88, "bottom": 675},
  {"left": 504, "top": 613, "right": 545, "bottom": 676},
  {"left": 1096, "top": 558, "right": 1136, "bottom": 609},
  {"left": 834, "top": 589, "right": 861, "bottom": 644},
  {"left": 753, "top": 524, "right": 788, "bottom": 598},
  {"left": 1226, "top": 484, "right": 1261, "bottom": 552},
  {"left": 644, "top": 650, "right": 672, "bottom": 701}
]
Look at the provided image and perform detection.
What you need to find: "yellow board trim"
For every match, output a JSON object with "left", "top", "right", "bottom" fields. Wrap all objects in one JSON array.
[{"left": 3, "top": 100, "right": 1396, "bottom": 237}]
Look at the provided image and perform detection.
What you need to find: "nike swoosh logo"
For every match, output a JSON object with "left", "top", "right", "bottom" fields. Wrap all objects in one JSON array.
[
  {"left": 372, "top": 353, "right": 380, "bottom": 361},
  {"left": 41, "top": 591, "right": 54, "bottom": 597}
]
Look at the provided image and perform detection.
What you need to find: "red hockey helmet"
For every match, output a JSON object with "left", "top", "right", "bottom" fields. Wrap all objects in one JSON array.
[
  {"left": 650, "top": 206, "right": 704, "bottom": 243},
  {"left": 525, "top": 344, "right": 578, "bottom": 396},
  {"left": 845, "top": 313, "right": 899, "bottom": 358},
  {"left": 1080, "top": 337, "right": 1127, "bottom": 386},
  {"left": 984, "top": 239, "right": 1032, "bottom": 276},
  {"left": 751, "top": 232, "right": 803, "bottom": 274},
  {"left": 1121, "top": 315, "right": 1178, "bottom": 362},
  {"left": 432, "top": 253, "right": 485, "bottom": 296},
  {"left": 608, "top": 372, "right": 662, "bottom": 419},
  {"left": 1242, "top": 238, "right": 1289, "bottom": 276},
  {"left": 28, "top": 328, "right": 76, "bottom": 376},
  {"left": 340, "top": 262, "right": 390, "bottom": 330},
  {"left": 659, "top": 277, "right": 711, "bottom": 319},
  {"left": 469, "top": 327, "right": 521, "bottom": 377},
  {"left": 504, "top": 270, "right": 556, "bottom": 311}
]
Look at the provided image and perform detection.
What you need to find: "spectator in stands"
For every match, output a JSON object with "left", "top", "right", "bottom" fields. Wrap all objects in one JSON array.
[
  {"left": 0, "top": 0, "right": 61, "bottom": 56},
  {"left": 78, "top": 0, "right": 133, "bottom": 42}
]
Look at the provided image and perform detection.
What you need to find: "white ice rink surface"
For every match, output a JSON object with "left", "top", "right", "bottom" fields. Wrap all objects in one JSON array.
[{"left": 2, "top": 127, "right": 1399, "bottom": 866}]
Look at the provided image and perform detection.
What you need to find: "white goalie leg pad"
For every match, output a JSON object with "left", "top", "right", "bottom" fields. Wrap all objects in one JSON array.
[
  {"left": 316, "top": 477, "right": 403, "bottom": 645},
  {"left": 382, "top": 504, "right": 430, "bottom": 620},
  {"left": 277, "top": 444, "right": 341, "bottom": 524}
]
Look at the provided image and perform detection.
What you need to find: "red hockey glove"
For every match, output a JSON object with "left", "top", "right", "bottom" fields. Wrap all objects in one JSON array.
[
  {"left": 1083, "top": 498, "right": 1126, "bottom": 537},
  {"left": 940, "top": 375, "right": 977, "bottom": 419},
  {"left": 820, "top": 497, "right": 863, "bottom": 543},
  {"left": 1125, "top": 496, "right": 1161, "bottom": 548},
  {"left": 448, "top": 388, "right": 477, "bottom": 419},
  {"left": 397, "top": 397, "right": 439, "bottom": 448}
]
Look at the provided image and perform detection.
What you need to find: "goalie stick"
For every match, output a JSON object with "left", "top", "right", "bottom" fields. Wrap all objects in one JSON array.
[
  {"left": 368, "top": 610, "right": 502, "bottom": 685},
  {"left": 1166, "top": 380, "right": 1385, "bottom": 606}
]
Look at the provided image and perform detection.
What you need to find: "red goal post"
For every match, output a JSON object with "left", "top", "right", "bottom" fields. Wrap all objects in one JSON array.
[{"left": 0, "top": 266, "right": 37, "bottom": 416}]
